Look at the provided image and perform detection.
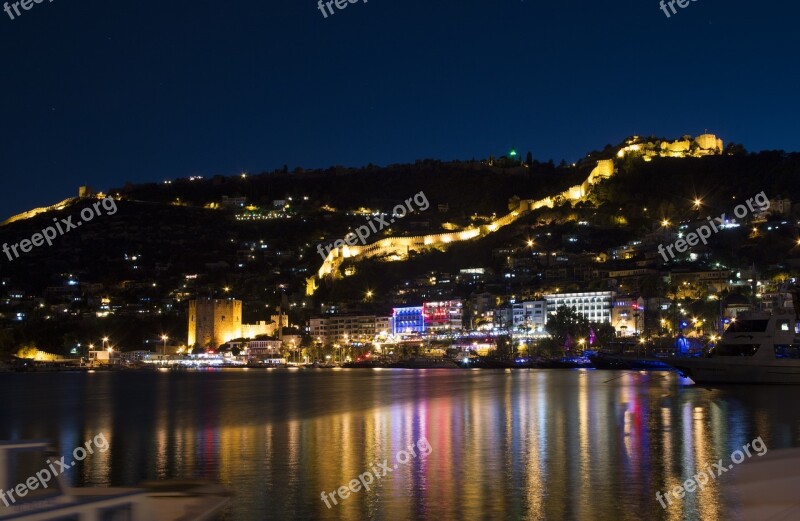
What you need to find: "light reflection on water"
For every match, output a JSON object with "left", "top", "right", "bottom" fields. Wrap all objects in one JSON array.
[{"left": 1, "top": 369, "right": 797, "bottom": 520}]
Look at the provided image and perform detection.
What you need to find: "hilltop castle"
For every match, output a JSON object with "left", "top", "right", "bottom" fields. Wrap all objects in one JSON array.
[{"left": 617, "top": 133, "right": 723, "bottom": 161}]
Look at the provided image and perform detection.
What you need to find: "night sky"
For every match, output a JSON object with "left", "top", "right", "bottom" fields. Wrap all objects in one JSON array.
[{"left": 1, "top": 0, "right": 797, "bottom": 218}]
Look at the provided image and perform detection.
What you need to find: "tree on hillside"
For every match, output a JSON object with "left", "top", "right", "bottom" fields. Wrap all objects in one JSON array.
[{"left": 725, "top": 143, "right": 747, "bottom": 156}]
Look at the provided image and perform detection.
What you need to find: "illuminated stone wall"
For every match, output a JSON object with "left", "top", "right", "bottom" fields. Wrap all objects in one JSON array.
[
  {"left": 188, "top": 299, "right": 243, "bottom": 349},
  {"left": 306, "top": 157, "right": 619, "bottom": 294},
  {"left": 695, "top": 133, "right": 723, "bottom": 153}
]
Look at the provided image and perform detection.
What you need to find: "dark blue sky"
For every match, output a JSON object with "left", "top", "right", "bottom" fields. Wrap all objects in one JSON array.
[{"left": 1, "top": 0, "right": 798, "bottom": 218}]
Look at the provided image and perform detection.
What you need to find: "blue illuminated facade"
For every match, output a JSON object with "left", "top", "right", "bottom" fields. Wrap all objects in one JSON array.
[{"left": 392, "top": 306, "right": 425, "bottom": 334}]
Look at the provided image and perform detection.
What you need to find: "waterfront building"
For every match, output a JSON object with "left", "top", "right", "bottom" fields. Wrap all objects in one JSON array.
[
  {"left": 492, "top": 308, "right": 513, "bottom": 329},
  {"left": 611, "top": 296, "right": 645, "bottom": 336},
  {"left": 310, "top": 315, "right": 391, "bottom": 345},
  {"left": 87, "top": 349, "right": 122, "bottom": 366},
  {"left": 247, "top": 339, "right": 283, "bottom": 358},
  {"left": 422, "top": 300, "right": 463, "bottom": 332},
  {"left": 392, "top": 306, "right": 425, "bottom": 334},
  {"left": 512, "top": 301, "right": 547, "bottom": 332},
  {"left": 544, "top": 291, "right": 613, "bottom": 324}
]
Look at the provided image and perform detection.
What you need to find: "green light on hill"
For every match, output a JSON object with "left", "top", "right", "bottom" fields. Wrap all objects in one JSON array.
[{"left": 509, "top": 149, "right": 517, "bottom": 157}]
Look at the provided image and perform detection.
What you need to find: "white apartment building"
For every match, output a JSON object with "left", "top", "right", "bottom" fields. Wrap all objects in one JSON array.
[
  {"left": 512, "top": 301, "right": 547, "bottom": 331},
  {"left": 544, "top": 291, "right": 614, "bottom": 324},
  {"left": 310, "top": 315, "right": 391, "bottom": 345}
]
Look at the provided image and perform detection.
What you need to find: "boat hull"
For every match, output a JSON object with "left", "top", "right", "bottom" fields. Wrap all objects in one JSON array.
[
  {"left": 588, "top": 353, "right": 672, "bottom": 371},
  {"left": 669, "top": 358, "right": 800, "bottom": 385}
]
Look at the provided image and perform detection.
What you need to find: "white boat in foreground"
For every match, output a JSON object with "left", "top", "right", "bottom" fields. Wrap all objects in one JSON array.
[
  {"left": 668, "top": 311, "right": 800, "bottom": 384},
  {"left": 0, "top": 441, "right": 230, "bottom": 521}
]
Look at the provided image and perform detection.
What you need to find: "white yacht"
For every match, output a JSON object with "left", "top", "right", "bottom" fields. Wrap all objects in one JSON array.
[
  {"left": 668, "top": 311, "right": 800, "bottom": 384},
  {"left": 0, "top": 441, "right": 230, "bottom": 521}
]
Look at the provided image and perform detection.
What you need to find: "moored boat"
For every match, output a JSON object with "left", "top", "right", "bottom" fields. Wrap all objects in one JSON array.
[
  {"left": 666, "top": 310, "right": 800, "bottom": 384},
  {"left": 587, "top": 352, "right": 673, "bottom": 371}
]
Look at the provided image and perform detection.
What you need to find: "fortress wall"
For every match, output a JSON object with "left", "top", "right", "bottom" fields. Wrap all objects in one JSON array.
[
  {"left": 310, "top": 158, "right": 617, "bottom": 290},
  {"left": 1, "top": 197, "right": 78, "bottom": 226}
]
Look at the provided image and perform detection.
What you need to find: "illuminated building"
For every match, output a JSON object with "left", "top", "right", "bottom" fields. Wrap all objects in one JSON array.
[
  {"left": 611, "top": 296, "right": 646, "bottom": 336},
  {"left": 188, "top": 299, "right": 242, "bottom": 349},
  {"left": 512, "top": 301, "right": 547, "bottom": 331},
  {"left": 246, "top": 340, "right": 283, "bottom": 360},
  {"left": 392, "top": 306, "right": 425, "bottom": 334},
  {"left": 423, "top": 301, "right": 463, "bottom": 332},
  {"left": 310, "top": 315, "right": 391, "bottom": 345},
  {"left": 544, "top": 291, "right": 613, "bottom": 324}
]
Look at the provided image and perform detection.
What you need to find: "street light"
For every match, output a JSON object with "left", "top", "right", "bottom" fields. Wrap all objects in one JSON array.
[
  {"left": 102, "top": 337, "right": 109, "bottom": 350},
  {"left": 161, "top": 335, "right": 168, "bottom": 355}
]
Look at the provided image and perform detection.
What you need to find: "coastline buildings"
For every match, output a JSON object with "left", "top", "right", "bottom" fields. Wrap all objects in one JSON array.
[{"left": 390, "top": 301, "right": 464, "bottom": 335}]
